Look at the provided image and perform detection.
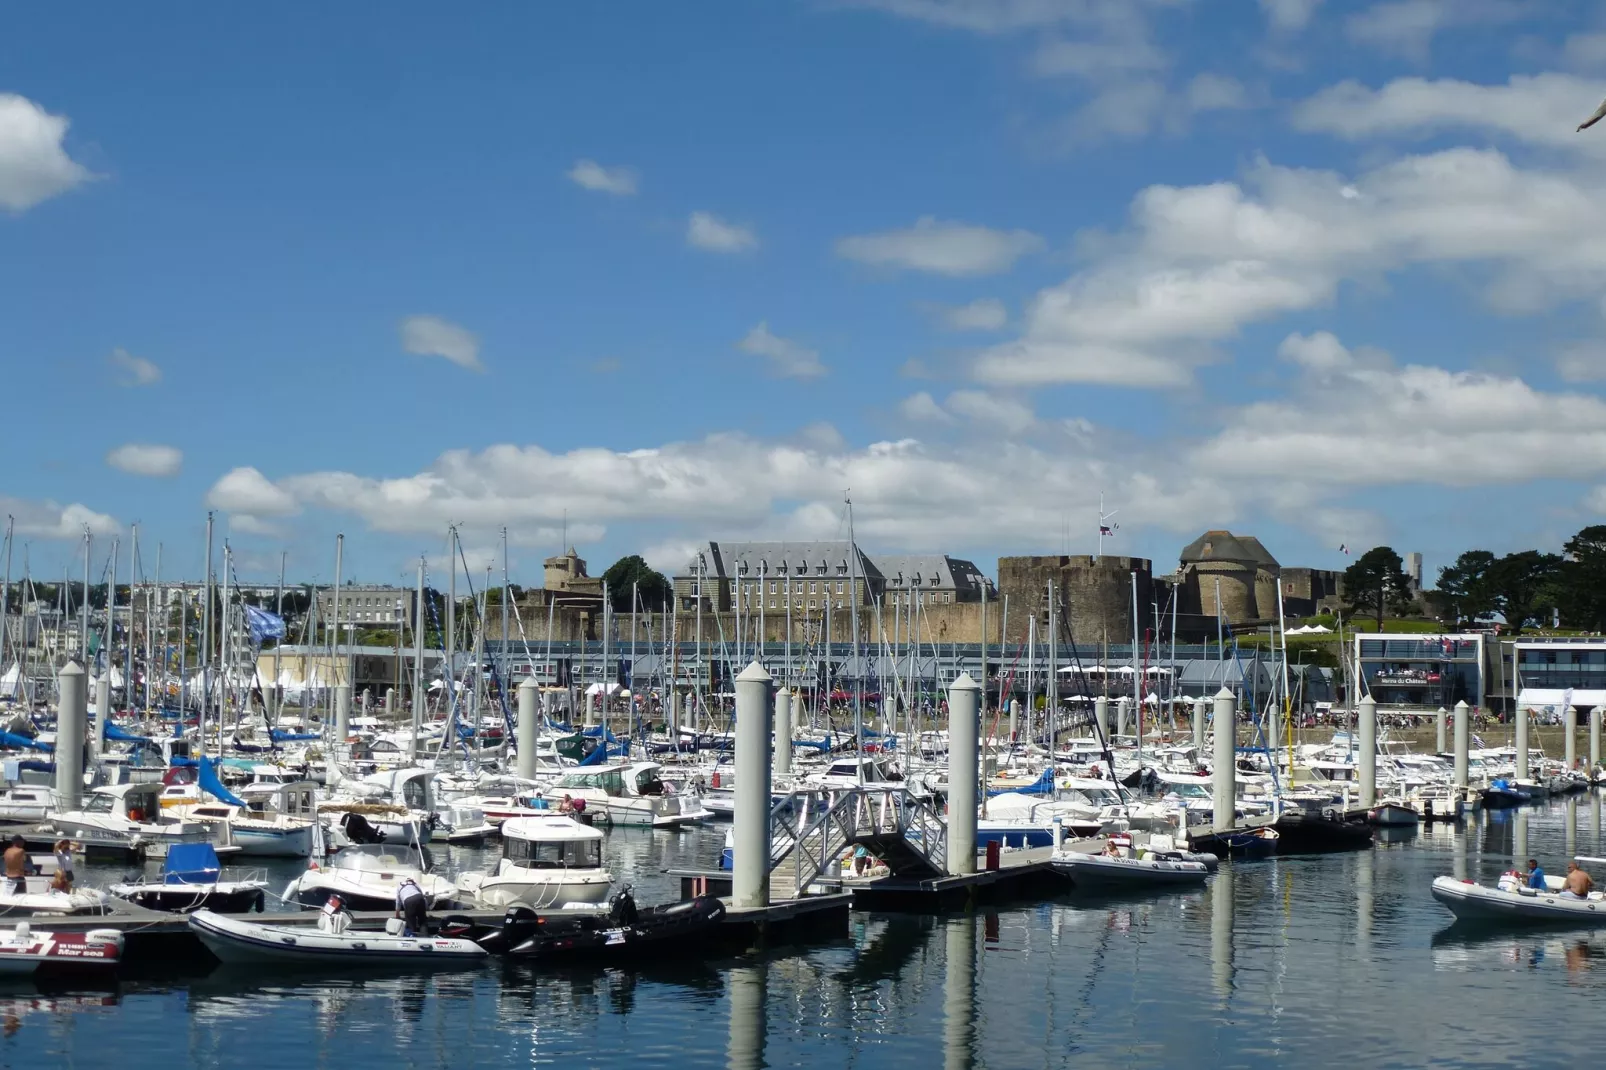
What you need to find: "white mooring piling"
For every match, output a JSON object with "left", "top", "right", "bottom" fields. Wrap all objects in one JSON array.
[
  {"left": 56, "top": 661, "right": 86, "bottom": 810},
  {"left": 517, "top": 677, "right": 539, "bottom": 782},
  {"left": 947, "top": 673, "right": 982, "bottom": 877},
  {"left": 1358, "top": 694, "right": 1377, "bottom": 809},
  {"left": 774, "top": 687, "right": 793, "bottom": 778},
  {"left": 733, "top": 661, "right": 774, "bottom": 909},
  {"left": 1212, "top": 687, "right": 1236, "bottom": 834},
  {"left": 1453, "top": 700, "right": 1470, "bottom": 793}
]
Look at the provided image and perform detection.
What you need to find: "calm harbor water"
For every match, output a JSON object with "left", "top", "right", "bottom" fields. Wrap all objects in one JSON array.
[{"left": 8, "top": 797, "right": 1606, "bottom": 1069}]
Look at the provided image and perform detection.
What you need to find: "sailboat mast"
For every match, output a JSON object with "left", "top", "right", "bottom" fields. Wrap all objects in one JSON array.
[
  {"left": 272, "top": 551, "right": 285, "bottom": 721},
  {"left": 411, "top": 556, "right": 425, "bottom": 761},
  {"left": 80, "top": 527, "right": 92, "bottom": 661},
  {"left": 0, "top": 517, "right": 11, "bottom": 697},
  {"left": 126, "top": 525, "right": 137, "bottom": 710},
  {"left": 845, "top": 494, "right": 864, "bottom": 786}
]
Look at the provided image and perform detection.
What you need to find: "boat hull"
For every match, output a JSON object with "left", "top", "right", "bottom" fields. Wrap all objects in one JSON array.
[
  {"left": 231, "top": 824, "right": 315, "bottom": 859},
  {"left": 109, "top": 883, "right": 267, "bottom": 914},
  {"left": 0, "top": 929, "right": 122, "bottom": 975},
  {"left": 188, "top": 910, "right": 488, "bottom": 968},
  {"left": 1431, "top": 876, "right": 1606, "bottom": 926},
  {"left": 1367, "top": 804, "right": 1420, "bottom": 827},
  {"left": 1051, "top": 853, "right": 1210, "bottom": 888}
]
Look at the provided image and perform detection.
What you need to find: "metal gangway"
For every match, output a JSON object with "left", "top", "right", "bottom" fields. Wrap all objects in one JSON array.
[{"left": 765, "top": 786, "right": 948, "bottom": 899}]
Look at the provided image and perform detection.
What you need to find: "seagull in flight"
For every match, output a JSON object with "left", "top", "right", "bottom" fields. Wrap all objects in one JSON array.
[{"left": 1579, "top": 96, "right": 1606, "bottom": 131}]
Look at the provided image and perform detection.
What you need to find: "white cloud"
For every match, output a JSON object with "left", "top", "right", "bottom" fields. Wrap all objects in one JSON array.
[
  {"left": 1558, "top": 342, "right": 1606, "bottom": 383},
  {"left": 1185, "top": 73, "right": 1250, "bottom": 113},
  {"left": 1564, "top": 32, "right": 1606, "bottom": 71},
  {"left": 566, "top": 159, "right": 638, "bottom": 196},
  {"left": 0, "top": 497, "right": 117, "bottom": 539},
  {"left": 206, "top": 467, "right": 300, "bottom": 517},
  {"left": 1260, "top": 0, "right": 1321, "bottom": 31},
  {"left": 0, "top": 94, "right": 90, "bottom": 212},
  {"left": 973, "top": 144, "right": 1606, "bottom": 386},
  {"left": 109, "top": 348, "right": 161, "bottom": 387},
  {"left": 936, "top": 298, "right": 1008, "bottom": 331},
  {"left": 686, "top": 211, "right": 758, "bottom": 253},
  {"left": 1294, "top": 73, "right": 1606, "bottom": 152},
  {"left": 105, "top": 443, "right": 182, "bottom": 478},
  {"left": 1277, "top": 331, "right": 1352, "bottom": 372},
  {"left": 944, "top": 389, "right": 1035, "bottom": 428},
  {"left": 1345, "top": 0, "right": 1526, "bottom": 60},
  {"left": 839, "top": 0, "right": 1142, "bottom": 35},
  {"left": 837, "top": 217, "right": 1043, "bottom": 276},
  {"left": 399, "top": 315, "right": 483, "bottom": 372},
  {"left": 898, "top": 391, "right": 953, "bottom": 423},
  {"left": 736, "top": 322, "right": 827, "bottom": 379},
  {"left": 1196, "top": 333, "right": 1606, "bottom": 486},
  {"left": 1030, "top": 35, "right": 1165, "bottom": 80}
]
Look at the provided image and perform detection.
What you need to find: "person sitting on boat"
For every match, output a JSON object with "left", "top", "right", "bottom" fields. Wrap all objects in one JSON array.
[
  {"left": 50, "top": 840, "right": 73, "bottom": 892},
  {"left": 3, "top": 836, "right": 32, "bottom": 894},
  {"left": 556, "top": 793, "right": 573, "bottom": 814},
  {"left": 395, "top": 877, "right": 428, "bottom": 938},
  {"left": 1562, "top": 861, "right": 1595, "bottom": 900},
  {"left": 1526, "top": 859, "right": 1547, "bottom": 890}
]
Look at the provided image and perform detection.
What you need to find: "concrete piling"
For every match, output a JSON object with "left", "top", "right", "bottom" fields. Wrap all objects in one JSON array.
[
  {"left": 774, "top": 687, "right": 793, "bottom": 778},
  {"left": 334, "top": 683, "right": 351, "bottom": 742},
  {"left": 1193, "top": 697, "right": 1207, "bottom": 757},
  {"left": 1094, "top": 696, "right": 1108, "bottom": 741},
  {"left": 1358, "top": 694, "right": 1377, "bottom": 809},
  {"left": 56, "top": 661, "right": 86, "bottom": 810},
  {"left": 946, "top": 673, "right": 982, "bottom": 877},
  {"left": 1116, "top": 696, "right": 1130, "bottom": 738},
  {"left": 92, "top": 676, "right": 109, "bottom": 758},
  {"left": 1435, "top": 706, "right": 1447, "bottom": 756},
  {"left": 1515, "top": 704, "right": 1529, "bottom": 781},
  {"left": 1453, "top": 701, "right": 1470, "bottom": 793},
  {"left": 1008, "top": 698, "right": 1020, "bottom": 742},
  {"left": 1212, "top": 687, "right": 1236, "bottom": 833},
  {"left": 517, "top": 677, "right": 538, "bottom": 781},
  {"left": 1566, "top": 705, "right": 1578, "bottom": 770},
  {"left": 1593, "top": 709, "right": 1602, "bottom": 774},
  {"left": 733, "top": 661, "right": 774, "bottom": 909}
]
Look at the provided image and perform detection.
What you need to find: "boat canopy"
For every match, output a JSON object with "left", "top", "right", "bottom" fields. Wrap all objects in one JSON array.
[{"left": 164, "top": 843, "right": 222, "bottom": 885}]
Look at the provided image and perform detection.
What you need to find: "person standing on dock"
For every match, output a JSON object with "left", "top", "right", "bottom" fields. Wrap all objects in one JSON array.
[{"left": 395, "top": 877, "right": 427, "bottom": 937}]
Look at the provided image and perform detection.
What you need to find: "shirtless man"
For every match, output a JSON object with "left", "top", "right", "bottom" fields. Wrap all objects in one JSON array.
[
  {"left": 3, "top": 836, "right": 27, "bottom": 894},
  {"left": 1562, "top": 861, "right": 1595, "bottom": 899}
]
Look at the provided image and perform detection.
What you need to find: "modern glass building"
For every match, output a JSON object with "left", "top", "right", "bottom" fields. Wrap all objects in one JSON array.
[
  {"left": 1505, "top": 636, "right": 1606, "bottom": 713},
  {"left": 1353, "top": 633, "right": 1487, "bottom": 710}
]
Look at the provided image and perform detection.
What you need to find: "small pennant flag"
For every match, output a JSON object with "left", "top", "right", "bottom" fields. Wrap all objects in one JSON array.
[
  {"left": 1338, "top": 544, "right": 1349, "bottom": 555},
  {"left": 1099, "top": 523, "right": 1119, "bottom": 536}
]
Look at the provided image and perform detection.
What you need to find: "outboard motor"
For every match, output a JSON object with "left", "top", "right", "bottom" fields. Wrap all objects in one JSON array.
[
  {"left": 609, "top": 884, "right": 639, "bottom": 926},
  {"left": 436, "top": 914, "right": 482, "bottom": 941},
  {"left": 340, "top": 812, "right": 383, "bottom": 845},
  {"left": 478, "top": 905, "right": 540, "bottom": 954}
]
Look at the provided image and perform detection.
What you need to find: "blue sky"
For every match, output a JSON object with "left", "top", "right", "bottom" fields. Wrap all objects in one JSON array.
[{"left": 4, "top": 0, "right": 1606, "bottom": 590}]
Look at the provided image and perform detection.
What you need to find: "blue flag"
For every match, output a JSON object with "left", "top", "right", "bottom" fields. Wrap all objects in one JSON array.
[{"left": 243, "top": 605, "right": 287, "bottom": 645}]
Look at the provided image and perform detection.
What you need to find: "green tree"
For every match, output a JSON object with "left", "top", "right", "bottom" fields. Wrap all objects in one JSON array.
[
  {"left": 1557, "top": 525, "right": 1606, "bottom": 631},
  {"left": 1486, "top": 550, "right": 1562, "bottom": 633},
  {"left": 1342, "top": 546, "right": 1416, "bottom": 629},
  {"left": 1437, "top": 550, "right": 1496, "bottom": 626},
  {"left": 602, "top": 555, "right": 671, "bottom": 611}
]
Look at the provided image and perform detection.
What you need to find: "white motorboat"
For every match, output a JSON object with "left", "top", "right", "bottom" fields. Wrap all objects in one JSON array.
[
  {"left": 1051, "top": 839, "right": 1211, "bottom": 888},
  {"left": 435, "top": 803, "right": 496, "bottom": 845},
  {"left": 331, "top": 768, "right": 438, "bottom": 843},
  {"left": 51, "top": 784, "right": 214, "bottom": 849},
  {"left": 1431, "top": 874, "right": 1606, "bottom": 924},
  {"left": 457, "top": 814, "right": 611, "bottom": 908},
  {"left": 282, "top": 843, "right": 457, "bottom": 911},
  {"left": 108, "top": 842, "right": 269, "bottom": 913},
  {"left": 188, "top": 909, "right": 487, "bottom": 968},
  {"left": 0, "top": 787, "right": 61, "bottom": 823},
  {"left": 1367, "top": 801, "right": 1421, "bottom": 827},
  {"left": 546, "top": 763, "right": 710, "bottom": 828},
  {"left": 0, "top": 875, "right": 111, "bottom": 915},
  {"left": 0, "top": 922, "right": 122, "bottom": 975}
]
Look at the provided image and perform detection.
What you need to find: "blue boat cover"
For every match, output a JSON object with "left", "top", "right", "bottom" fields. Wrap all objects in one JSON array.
[
  {"left": 170, "top": 756, "right": 249, "bottom": 807},
  {"left": 0, "top": 731, "right": 50, "bottom": 753},
  {"left": 164, "top": 842, "right": 221, "bottom": 885},
  {"left": 104, "top": 722, "right": 151, "bottom": 744},
  {"left": 268, "top": 728, "right": 319, "bottom": 743}
]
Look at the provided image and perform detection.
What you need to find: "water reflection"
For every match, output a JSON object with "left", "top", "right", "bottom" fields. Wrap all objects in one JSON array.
[
  {"left": 942, "top": 914, "right": 977, "bottom": 1070},
  {"left": 1212, "top": 862, "right": 1234, "bottom": 1000},
  {"left": 726, "top": 965, "right": 765, "bottom": 1070}
]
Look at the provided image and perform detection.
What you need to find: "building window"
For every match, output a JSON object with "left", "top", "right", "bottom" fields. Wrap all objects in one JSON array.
[
  {"left": 836, "top": 582, "right": 844, "bottom": 594},
  {"left": 769, "top": 582, "right": 777, "bottom": 594},
  {"left": 836, "top": 601, "right": 843, "bottom": 610},
  {"left": 808, "top": 601, "right": 816, "bottom": 611},
  {"left": 769, "top": 600, "right": 776, "bottom": 609},
  {"left": 810, "top": 582, "right": 817, "bottom": 594}
]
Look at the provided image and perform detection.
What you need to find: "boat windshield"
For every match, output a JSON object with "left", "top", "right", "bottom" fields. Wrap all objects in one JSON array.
[
  {"left": 83, "top": 794, "right": 116, "bottom": 814},
  {"left": 332, "top": 845, "right": 430, "bottom": 873},
  {"left": 554, "top": 770, "right": 626, "bottom": 796},
  {"left": 505, "top": 837, "right": 602, "bottom": 869},
  {"left": 1162, "top": 783, "right": 1211, "bottom": 800},
  {"left": 634, "top": 768, "right": 664, "bottom": 795}
]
